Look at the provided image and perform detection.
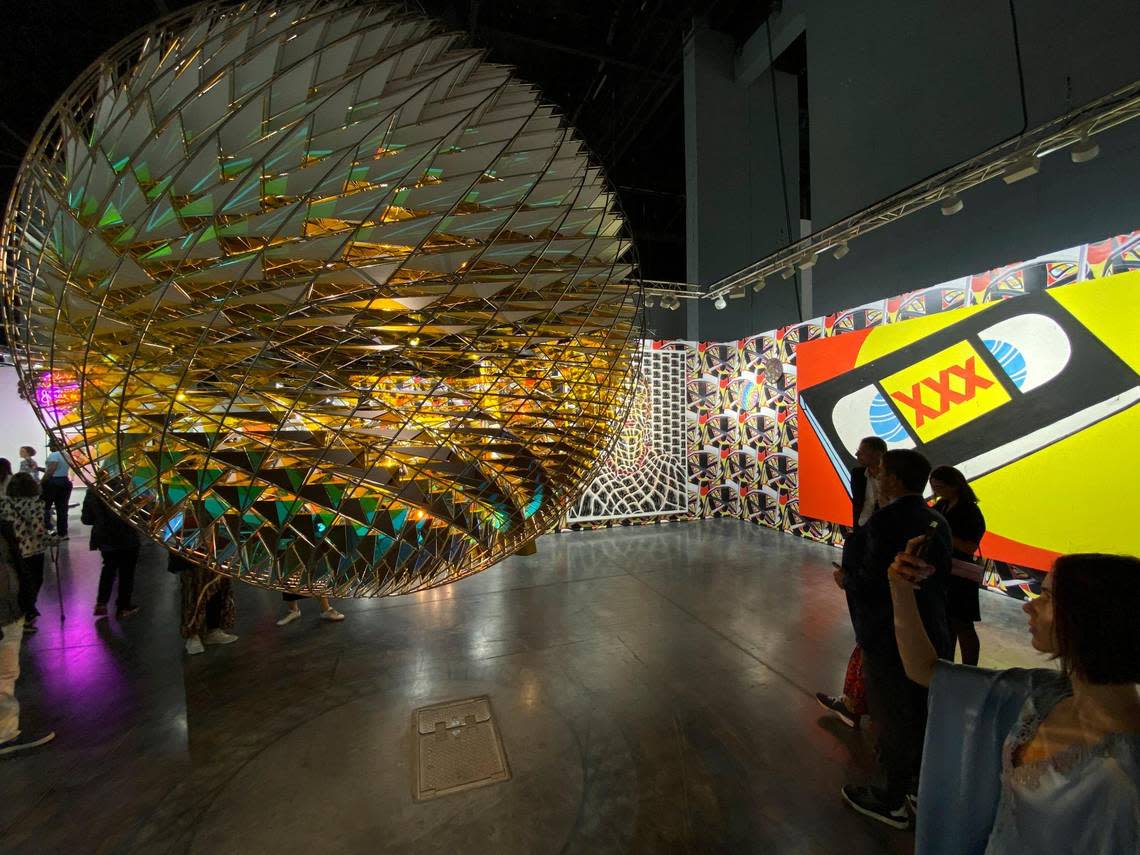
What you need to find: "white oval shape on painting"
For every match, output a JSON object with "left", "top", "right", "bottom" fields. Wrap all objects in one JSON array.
[
  {"left": 977, "top": 313, "right": 1071, "bottom": 392},
  {"left": 832, "top": 384, "right": 916, "bottom": 455}
]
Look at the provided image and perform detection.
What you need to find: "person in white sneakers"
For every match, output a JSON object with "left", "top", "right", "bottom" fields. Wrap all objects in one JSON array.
[
  {"left": 277, "top": 592, "right": 344, "bottom": 626},
  {"left": 0, "top": 517, "right": 54, "bottom": 756},
  {"left": 170, "top": 552, "right": 238, "bottom": 655}
]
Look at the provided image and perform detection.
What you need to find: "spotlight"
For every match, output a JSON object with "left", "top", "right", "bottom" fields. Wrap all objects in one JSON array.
[
  {"left": 940, "top": 194, "right": 964, "bottom": 216},
  {"left": 1071, "top": 134, "right": 1099, "bottom": 164},
  {"left": 667, "top": 296, "right": 681, "bottom": 311},
  {"left": 713, "top": 295, "right": 727, "bottom": 310},
  {"left": 728, "top": 288, "right": 746, "bottom": 300},
  {"left": 753, "top": 275, "right": 767, "bottom": 293},
  {"left": 644, "top": 294, "right": 656, "bottom": 308},
  {"left": 798, "top": 255, "right": 816, "bottom": 270},
  {"left": 832, "top": 241, "right": 850, "bottom": 260},
  {"left": 1002, "top": 155, "right": 1040, "bottom": 184},
  {"left": 780, "top": 266, "right": 796, "bottom": 280}
]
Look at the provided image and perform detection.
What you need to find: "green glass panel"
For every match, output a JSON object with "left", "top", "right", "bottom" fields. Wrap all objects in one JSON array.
[
  {"left": 179, "top": 197, "right": 214, "bottom": 218},
  {"left": 141, "top": 243, "right": 172, "bottom": 260},
  {"left": 222, "top": 156, "right": 253, "bottom": 178},
  {"left": 236, "top": 484, "right": 266, "bottom": 510},
  {"left": 203, "top": 497, "right": 228, "bottom": 520}
]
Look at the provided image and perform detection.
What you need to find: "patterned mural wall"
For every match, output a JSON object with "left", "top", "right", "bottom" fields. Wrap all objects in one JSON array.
[
  {"left": 566, "top": 345, "right": 689, "bottom": 524},
  {"left": 644, "top": 231, "right": 1140, "bottom": 600}
]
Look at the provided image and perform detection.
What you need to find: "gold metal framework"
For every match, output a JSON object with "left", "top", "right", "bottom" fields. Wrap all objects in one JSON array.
[{"left": 2, "top": 0, "right": 641, "bottom": 596}]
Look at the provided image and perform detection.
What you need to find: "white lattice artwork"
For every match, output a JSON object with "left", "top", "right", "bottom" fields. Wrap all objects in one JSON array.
[{"left": 567, "top": 345, "right": 688, "bottom": 522}]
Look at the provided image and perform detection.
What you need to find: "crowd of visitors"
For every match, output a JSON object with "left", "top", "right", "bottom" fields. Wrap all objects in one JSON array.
[
  {"left": 0, "top": 442, "right": 349, "bottom": 756},
  {"left": 1, "top": 436, "right": 1136, "bottom": 852},
  {"left": 813, "top": 435, "right": 1139, "bottom": 852}
]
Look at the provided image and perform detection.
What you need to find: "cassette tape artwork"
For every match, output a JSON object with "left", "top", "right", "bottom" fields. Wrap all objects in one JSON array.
[{"left": 798, "top": 271, "right": 1140, "bottom": 569}]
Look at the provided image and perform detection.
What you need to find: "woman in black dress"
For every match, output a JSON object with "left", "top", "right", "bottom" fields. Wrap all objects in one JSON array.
[{"left": 929, "top": 465, "right": 986, "bottom": 665}]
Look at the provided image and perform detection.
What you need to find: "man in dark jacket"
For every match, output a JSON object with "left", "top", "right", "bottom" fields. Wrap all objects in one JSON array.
[
  {"left": 81, "top": 484, "right": 141, "bottom": 620},
  {"left": 850, "top": 437, "right": 887, "bottom": 530},
  {"left": 841, "top": 435, "right": 888, "bottom": 574},
  {"left": 841, "top": 448, "right": 951, "bottom": 829},
  {"left": 816, "top": 435, "right": 889, "bottom": 727}
]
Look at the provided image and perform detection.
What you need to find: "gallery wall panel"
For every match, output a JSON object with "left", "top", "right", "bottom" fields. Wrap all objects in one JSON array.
[
  {"left": 616, "top": 231, "right": 1140, "bottom": 600},
  {"left": 566, "top": 345, "right": 688, "bottom": 523},
  {"left": 799, "top": 271, "right": 1140, "bottom": 569}
]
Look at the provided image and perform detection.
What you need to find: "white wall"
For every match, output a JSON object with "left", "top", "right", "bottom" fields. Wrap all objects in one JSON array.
[{"left": 0, "top": 365, "right": 50, "bottom": 467}]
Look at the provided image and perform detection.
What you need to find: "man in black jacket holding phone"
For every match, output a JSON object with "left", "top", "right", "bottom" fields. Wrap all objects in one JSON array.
[{"left": 841, "top": 448, "right": 952, "bottom": 829}]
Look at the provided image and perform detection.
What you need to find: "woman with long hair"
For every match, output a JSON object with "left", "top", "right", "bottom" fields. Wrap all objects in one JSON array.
[
  {"left": 929, "top": 465, "right": 986, "bottom": 665},
  {"left": 890, "top": 548, "right": 1140, "bottom": 852}
]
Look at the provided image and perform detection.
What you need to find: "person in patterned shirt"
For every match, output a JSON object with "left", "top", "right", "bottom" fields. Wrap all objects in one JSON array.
[
  {"left": 0, "top": 486, "right": 55, "bottom": 757},
  {"left": 0, "top": 473, "right": 56, "bottom": 633}
]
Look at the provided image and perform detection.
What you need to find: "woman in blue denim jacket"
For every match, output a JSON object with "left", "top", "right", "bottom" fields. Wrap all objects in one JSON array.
[{"left": 890, "top": 546, "right": 1140, "bottom": 854}]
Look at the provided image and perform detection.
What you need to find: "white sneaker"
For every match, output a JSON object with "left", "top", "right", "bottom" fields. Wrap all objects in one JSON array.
[
  {"left": 185, "top": 636, "right": 205, "bottom": 655},
  {"left": 320, "top": 607, "right": 345, "bottom": 622},
  {"left": 204, "top": 629, "right": 238, "bottom": 645},
  {"left": 276, "top": 608, "right": 302, "bottom": 627}
]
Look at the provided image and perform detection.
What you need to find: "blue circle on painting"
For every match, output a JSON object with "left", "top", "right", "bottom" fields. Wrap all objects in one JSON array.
[
  {"left": 981, "top": 338, "right": 1027, "bottom": 389},
  {"left": 869, "top": 392, "right": 909, "bottom": 443}
]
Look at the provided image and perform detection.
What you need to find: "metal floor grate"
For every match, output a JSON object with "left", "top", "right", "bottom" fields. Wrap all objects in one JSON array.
[{"left": 413, "top": 696, "right": 511, "bottom": 801}]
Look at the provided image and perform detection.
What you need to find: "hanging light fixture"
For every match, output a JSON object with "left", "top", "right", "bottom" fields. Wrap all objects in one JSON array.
[
  {"left": 940, "top": 194, "right": 964, "bottom": 216},
  {"left": 713, "top": 295, "right": 727, "bottom": 310},
  {"left": 832, "top": 241, "right": 850, "bottom": 260},
  {"left": 1071, "top": 133, "right": 1100, "bottom": 163},
  {"left": 1003, "top": 155, "right": 1040, "bottom": 183}
]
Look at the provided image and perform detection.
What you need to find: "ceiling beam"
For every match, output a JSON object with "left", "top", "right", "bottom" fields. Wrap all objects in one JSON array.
[
  {"left": 475, "top": 26, "right": 675, "bottom": 82},
  {"left": 734, "top": 1, "right": 806, "bottom": 84}
]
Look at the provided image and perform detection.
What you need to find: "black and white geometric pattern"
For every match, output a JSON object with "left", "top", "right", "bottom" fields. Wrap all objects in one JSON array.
[{"left": 567, "top": 345, "right": 687, "bottom": 523}]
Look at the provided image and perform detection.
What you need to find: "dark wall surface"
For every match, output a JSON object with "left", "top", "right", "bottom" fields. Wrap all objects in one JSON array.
[{"left": 686, "top": 0, "right": 1140, "bottom": 338}]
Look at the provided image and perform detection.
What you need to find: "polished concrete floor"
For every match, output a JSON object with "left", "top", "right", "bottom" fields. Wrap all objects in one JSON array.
[{"left": 0, "top": 513, "right": 1042, "bottom": 854}]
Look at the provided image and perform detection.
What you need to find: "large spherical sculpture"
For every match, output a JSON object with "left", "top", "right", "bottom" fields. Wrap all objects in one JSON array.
[{"left": 2, "top": 1, "right": 640, "bottom": 596}]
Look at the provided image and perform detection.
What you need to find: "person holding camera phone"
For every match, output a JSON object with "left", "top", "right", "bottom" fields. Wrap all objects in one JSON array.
[
  {"left": 840, "top": 449, "right": 953, "bottom": 830},
  {"left": 889, "top": 547, "right": 1140, "bottom": 854}
]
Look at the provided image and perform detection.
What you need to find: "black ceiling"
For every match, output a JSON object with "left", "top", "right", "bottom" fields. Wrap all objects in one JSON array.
[{"left": 0, "top": 0, "right": 769, "bottom": 283}]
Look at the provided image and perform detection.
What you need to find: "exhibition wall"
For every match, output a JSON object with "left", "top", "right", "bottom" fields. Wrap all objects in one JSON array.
[
  {"left": 0, "top": 366, "right": 50, "bottom": 461},
  {"left": 566, "top": 345, "right": 689, "bottom": 524},
  {"left": 799, "top": 268, "right": 1140, "bottom": 570},
  {"left": 679, "top": 1, "right": 1140, "bottom": 340},
  {"left": 585, "top": 230, "right": 1139, "bottom": 599}
]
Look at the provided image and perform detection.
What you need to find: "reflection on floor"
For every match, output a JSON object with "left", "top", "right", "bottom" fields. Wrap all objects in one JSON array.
[{"left": 0, "top": 516, "right": 1041, "bottom": 854}]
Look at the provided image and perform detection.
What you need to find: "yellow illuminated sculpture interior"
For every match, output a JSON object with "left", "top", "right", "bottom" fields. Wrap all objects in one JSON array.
[{"left": 2, "top": 0, "right": 640, "bottom": 596}]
